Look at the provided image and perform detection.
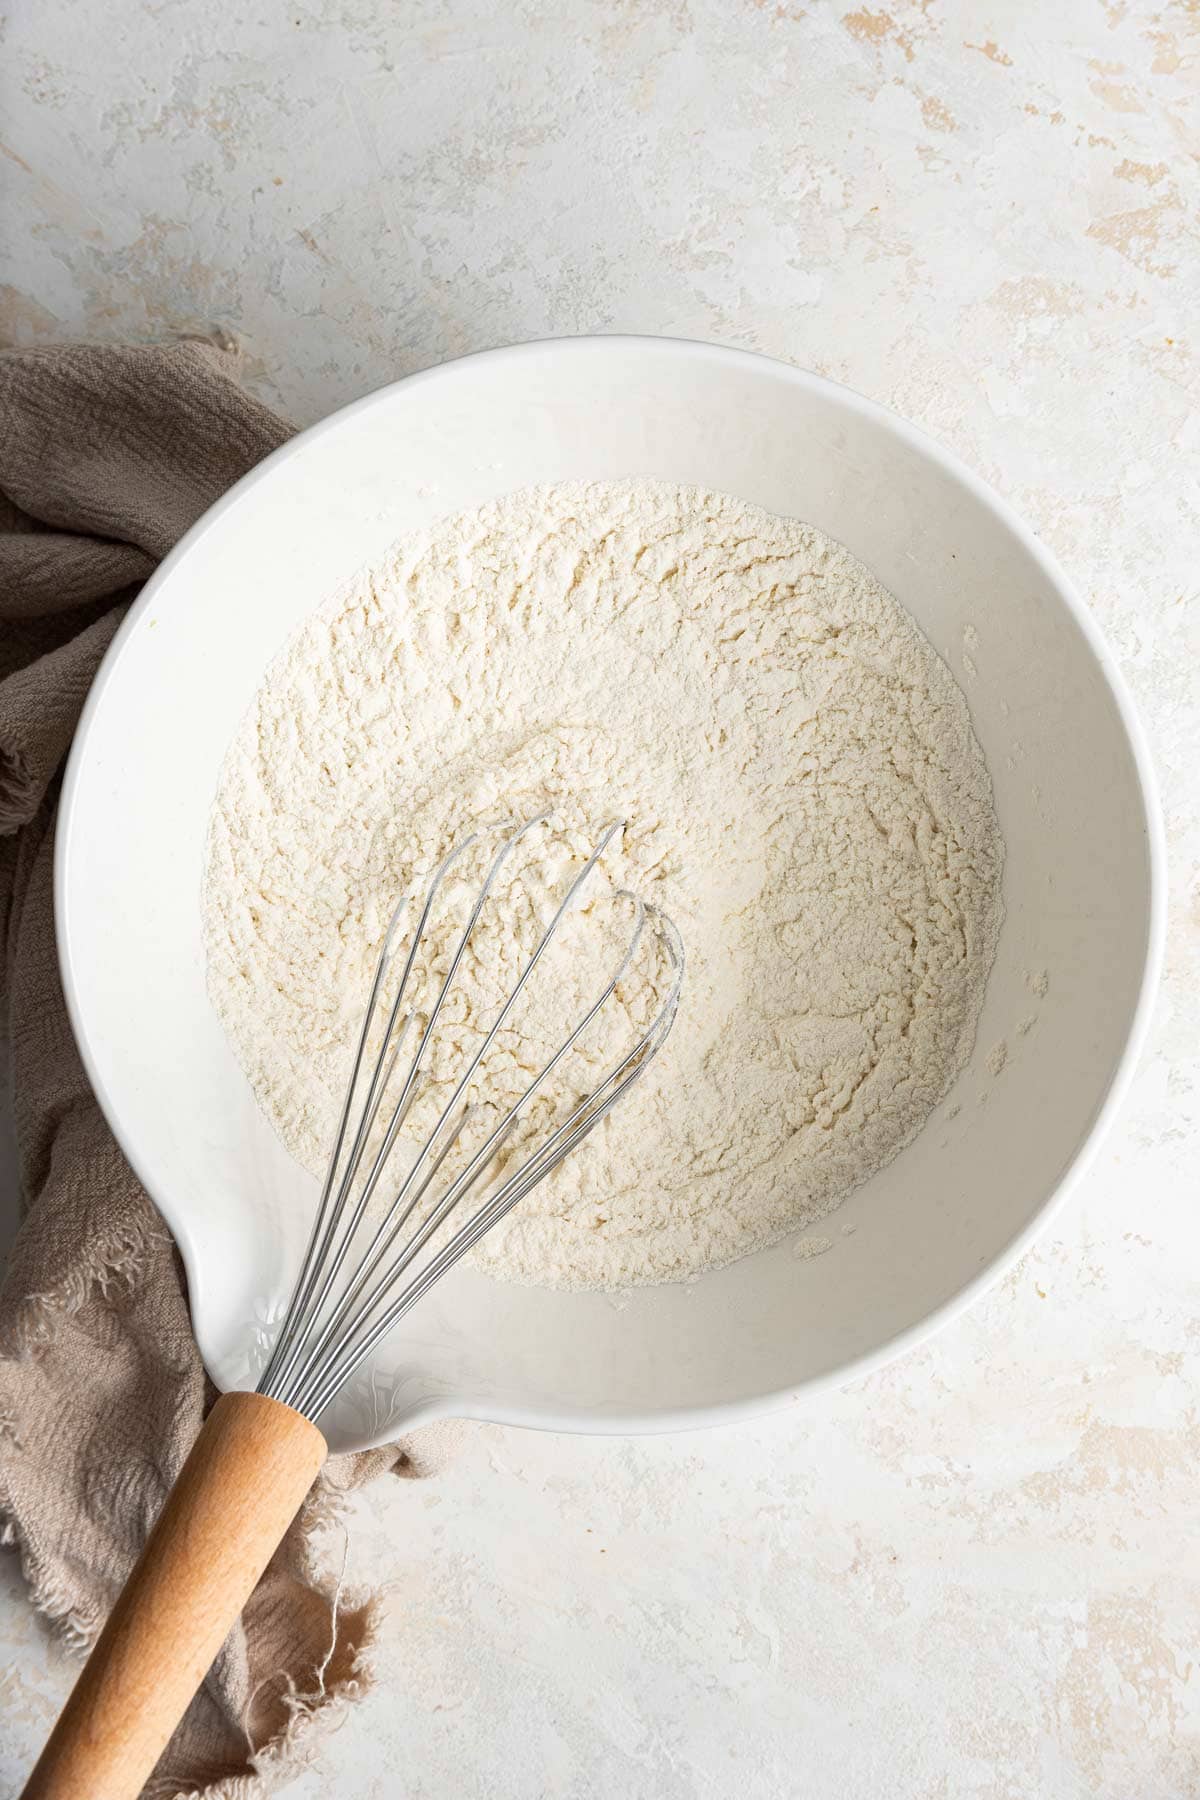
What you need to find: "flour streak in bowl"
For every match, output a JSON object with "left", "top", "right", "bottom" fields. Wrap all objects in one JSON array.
[{"left": 203, "top": 479, "right": 1004, "bottom": 1291}]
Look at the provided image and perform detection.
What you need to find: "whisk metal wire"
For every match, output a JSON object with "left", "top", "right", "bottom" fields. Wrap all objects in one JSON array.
[{"left": 258, "top": 818, "right": 683, "bottom": 1422}]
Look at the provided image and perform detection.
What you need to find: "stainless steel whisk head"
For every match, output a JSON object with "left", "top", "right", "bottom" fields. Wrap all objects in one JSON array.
[{"left": 258, "top": 817, "right": 683, "bottom": 1421}]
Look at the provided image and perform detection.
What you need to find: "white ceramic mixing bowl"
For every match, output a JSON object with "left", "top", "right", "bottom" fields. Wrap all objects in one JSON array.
[{"left": 56, "top": 337, "right": 1163, "bottom": 1452}]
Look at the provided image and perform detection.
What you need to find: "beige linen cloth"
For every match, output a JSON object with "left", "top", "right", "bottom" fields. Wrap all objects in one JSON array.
[{"left": 0, "top": 338, "right": 434, "bottom": 1798}]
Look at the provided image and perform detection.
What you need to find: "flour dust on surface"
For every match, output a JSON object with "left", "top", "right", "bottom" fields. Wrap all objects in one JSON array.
[{"left": 203, "top": 480, "right": 1004, "bottom": 1291}]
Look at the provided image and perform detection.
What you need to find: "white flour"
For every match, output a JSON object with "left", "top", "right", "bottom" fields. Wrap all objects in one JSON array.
[{"left": 204, "top": 481, "right": 1003, "bottom": 1290}]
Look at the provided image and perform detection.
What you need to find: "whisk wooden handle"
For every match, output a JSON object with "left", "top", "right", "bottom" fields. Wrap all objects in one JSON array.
[{"left": 21, "top": 1390, "right": 328, "bottom": 1800}]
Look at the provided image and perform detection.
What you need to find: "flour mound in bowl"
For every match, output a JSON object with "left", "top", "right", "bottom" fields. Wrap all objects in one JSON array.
[{"left": 203, "top": 480, "right": 1003, "bottom": 1291}]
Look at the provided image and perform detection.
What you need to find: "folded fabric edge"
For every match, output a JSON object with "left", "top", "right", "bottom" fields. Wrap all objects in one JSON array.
[{"left": 0, "top": 1209, "right": 169, "bottom": 1648}]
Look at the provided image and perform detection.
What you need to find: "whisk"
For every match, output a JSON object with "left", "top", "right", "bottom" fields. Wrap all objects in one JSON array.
[
  {"left": 23, "top": 818, "right": 682, "bottom": 1800},
  {"left": 261, "top": 813, "right": 683, "bottom": 1417}
]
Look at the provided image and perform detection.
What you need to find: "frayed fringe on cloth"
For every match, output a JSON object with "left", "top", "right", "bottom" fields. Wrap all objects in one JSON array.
[{"left": 0, "top": 1218, "right": 166, "bottom": 1358}]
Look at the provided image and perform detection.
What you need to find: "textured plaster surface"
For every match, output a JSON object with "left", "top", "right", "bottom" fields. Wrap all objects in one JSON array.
[{"left": 2, "top": 1, "right": 1198, "bottom": 1796}]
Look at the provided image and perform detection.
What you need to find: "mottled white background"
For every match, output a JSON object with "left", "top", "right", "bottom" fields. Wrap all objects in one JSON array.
[{"left": 2, "top": 0, "right": 1198, "bottom": 1795}]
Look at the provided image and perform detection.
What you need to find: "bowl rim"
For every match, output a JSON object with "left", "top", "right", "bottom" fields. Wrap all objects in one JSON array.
[{"left": 55, "top": 333, "right": 1167, "bottom": 1437}]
